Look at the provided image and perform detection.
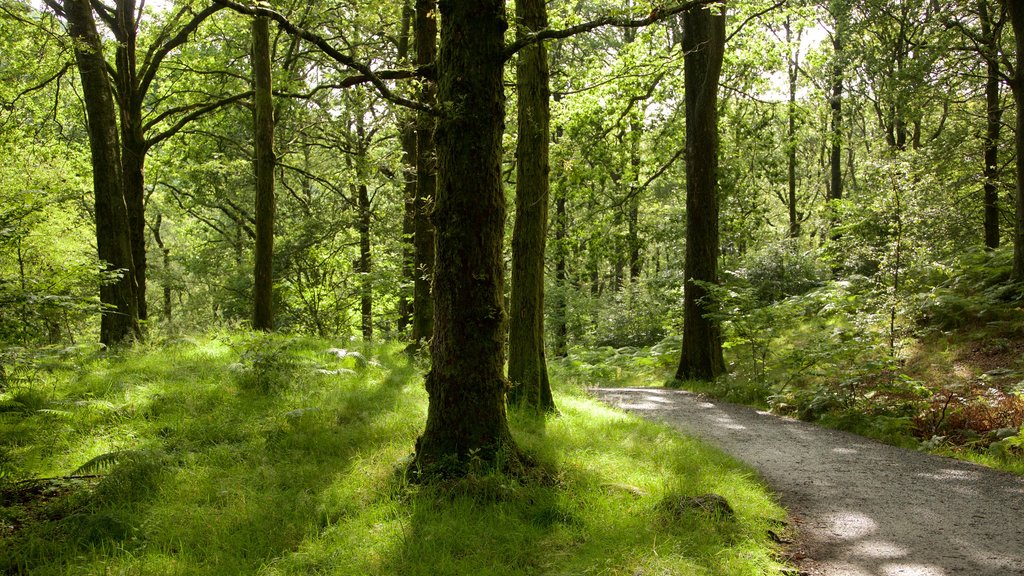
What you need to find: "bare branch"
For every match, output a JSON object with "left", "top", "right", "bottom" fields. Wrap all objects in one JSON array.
[{"left": 139, "top": 4, "right": 224, "bottom": 98}]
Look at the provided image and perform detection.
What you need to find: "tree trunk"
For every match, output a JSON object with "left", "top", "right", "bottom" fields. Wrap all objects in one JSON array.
[
  {"left": 553, "top": 188, "right": 568, "bottom": 358},
  {"left": 828, "top": 3, "right": 843, "bottom": 207},
  {"left": 399, "top": 121, "right": 417, "bottom": 333},
  {"left": 63, "top": 0, "right": 140, "bottom": 345},
  {"left": 982, "top": 0, "right": 1002, "bottom": 250},
  {"left": 675, "top": 4, "right": 726, "bottom": 382},
  {"left": 151, "top": 213, "right": 172, "bottom": 321},
  {"left": 358, "top": 181, "right": 373, "bottom": 341},
  {"left": 786, "top": 16, "right": 800, "bottom": 238},
  {"left": 252, "top": 15, "right": 275, "bottom": 331},
  {"left": 414, "top": 0, "right": 518, "bottom": 472},
  {"left": 112, "top": 0, "right": 149, "bottom": 324},
  {"left": 1009, "top": 0, "right": 1024, "bottom": 280},
  {"left": 411, "top": 0, "right": 438, "bottom": 349},
  {"left": 507, "top": 0, "right": 554, "bottom": 412},
  {"left": 397, "top": 1, "right": 416, "bottom": 335}
]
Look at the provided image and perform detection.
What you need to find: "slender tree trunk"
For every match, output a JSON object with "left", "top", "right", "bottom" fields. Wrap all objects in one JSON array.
[
  {"left": 675, "top": 4, "right": 726, "bottom": 382},
  {"left": 1009, "top": 0, "right": 1024, "bottom": 280},
  {"left": 399, "top": 122, "right": 417, "bottom": 333},
  {"left": 828, "top": 7, "right": 843, "bottom": 206},
  {"left": 63, "top": 0, "right": 140, "bottom": 345},
  {"left": 414, "top": 0, "right": 518, "bottom": 472},
  {"left": 786, "top": 16, "right": 800, "bottom": 238},
  {"left": 397, "top": 1, "right": 416, "bottom": 334},
  {"left": 252, "top": 15, "right": 275, "bottom": 331},
  {"left": 507, "top": 0, "right": 554, "bottom": 412},
  {"left": 151, "top": 214, "right": 172, "bottom": 321},
  {"left": 982, "top": 0, "right": 1003, "bottom": 249},
  {"left": 358, "top": 181, "right": 373, "bottom": 341},
  {"left": 553, "top": 189, "right": 568, "bottom": 357},
  {"left": 411, "top": 0, "right": 437, "bottom": 349}
]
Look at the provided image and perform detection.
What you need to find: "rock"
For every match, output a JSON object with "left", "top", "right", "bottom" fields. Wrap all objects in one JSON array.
[{"left": 659, "top": 493, "right": 734, "bottom": 519}]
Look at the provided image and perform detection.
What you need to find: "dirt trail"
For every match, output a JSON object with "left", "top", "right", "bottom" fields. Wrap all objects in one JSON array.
[{"left": 592, "top": 387, "right": 1024, "bottom": 576}]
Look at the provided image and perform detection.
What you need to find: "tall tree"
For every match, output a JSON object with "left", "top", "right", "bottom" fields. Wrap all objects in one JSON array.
[
  {"left": 45, "top": 0, "right": 140, "bottom": 345},
  {"left": 410, "top": 0, "right": 437, "bottom": 348},
  {"left": 414, "top": 0, "right": 518, "bottom": 470},
  {"left": 675, "top": 3, "right": 726, "bottom": 381},
  {"left": 251, "top": 14, "right": 275, "bottom": 331},
  {"left": 507, "top": 0, "right": 555, "bottom": 411},
  {"left": 1007, "top": 0, "right": 1024, "bottom": 280},
  {"left": 979, "top": 0, "right": 1005, "bottom": 249},
  {"left": 827, "top": 0, "right": 847, "bottom": 212},
  {"left": 101, "top": 0, "right": 225, "bottom": 322}
]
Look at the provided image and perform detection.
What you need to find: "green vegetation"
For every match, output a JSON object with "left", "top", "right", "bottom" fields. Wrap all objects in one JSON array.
[
  {"left": 0, "top": 335, "right": 788, "bottom": 575},
  {"left": 565, "top": 244, "right": 1024, "bottom": 475}
]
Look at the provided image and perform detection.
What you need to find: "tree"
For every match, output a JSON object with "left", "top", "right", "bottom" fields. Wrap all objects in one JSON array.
[
  {"left": 410, "top": 0, "right": 437, "bottom": 349},
  {"left": 1008, "top": 0, "right": 1024, "bottom": 280},
  {"left": 507, "top": 0, "right": 555, "bottom": 412},
  {"left": 45, "top": 0, "right": 141, "bottom": 345},
  {"left": 414, "top": 0, "right": 518, "bottom": 471},
  {"left": 251, "top": 14, "right": 275, "bottom": 331},
  {"left": 676, "top": 3, "right": 726, "bottom": 382}
]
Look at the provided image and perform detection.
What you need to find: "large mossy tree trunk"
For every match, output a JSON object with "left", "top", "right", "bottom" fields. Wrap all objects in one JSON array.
[
  {"left": 414, "top": 0, "right": 518, "bottom": 471},
  {"left": 1009, "top": 0, "right": 1024, "bottom": 281},
  {"left": 675, "top": 4, "right": 726, "bottom": 382},
  {"left": 251, "top": 15, "right": 275, "bottom": 331},
  {"left": 507, "top": 0, "right": 554, "bottom": 412},
  {"left": 61, "top": 0, "right": 140, "bottom": 345},
  {"left": 410, "top": 0, "right": 438, "bottom": 349}
]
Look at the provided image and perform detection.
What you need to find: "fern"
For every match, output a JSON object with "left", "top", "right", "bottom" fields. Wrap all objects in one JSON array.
[{"left": 72, "top": 450, "right": 147, "bottom": 476}]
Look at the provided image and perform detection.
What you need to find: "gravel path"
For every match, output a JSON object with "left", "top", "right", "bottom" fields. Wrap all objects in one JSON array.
[{"left": 591, "top": 387, "right": 1024, "bottom": 576}]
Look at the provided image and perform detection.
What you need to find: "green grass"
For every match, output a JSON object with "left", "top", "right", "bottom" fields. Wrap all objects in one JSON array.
[{"left": 0, "top": 332, "right": 789, "bottom": 575}]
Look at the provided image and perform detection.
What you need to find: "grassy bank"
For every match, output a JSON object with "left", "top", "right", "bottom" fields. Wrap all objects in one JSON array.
[{"left": 0, "top": 333, "right": 789, "bottom": 575}]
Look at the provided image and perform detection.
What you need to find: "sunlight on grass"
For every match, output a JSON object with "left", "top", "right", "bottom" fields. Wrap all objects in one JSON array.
[{"left": 0, "top": 334, "right": 789, "bottom": 575}]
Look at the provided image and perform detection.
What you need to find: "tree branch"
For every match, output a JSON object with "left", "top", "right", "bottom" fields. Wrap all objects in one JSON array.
[
  {"left": 503, "top": 0, "right": 720, "bottom": 60},
  {"left": 210, "top": 0, "right": 435, "bottom": 115},
  {"left": 144, "top": 91, "right": 253, "bottom": 149},
  {"left": 139, "top": 4, "right": 224, "bottom": 99}
]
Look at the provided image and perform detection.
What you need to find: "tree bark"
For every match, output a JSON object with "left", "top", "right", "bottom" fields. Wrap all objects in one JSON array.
[
  {"left": 399, "top": 121, "right": 417, "bottom": 333},
  {"left": 151, "top": 213, "right": 172, "bottom": 321},
  {"left": 252, "top": 15, "right": 275, "bottom": 331},
  {"left": 981, "top": 0, "right": 1003, "bottom": 249},
  {"left": 63, "top": 0, "right": 140, "bottom": 345},
  {"left": 675, "top": 4, "right": 726, "bottom": 382},
  {"left": 414, "top": 0, "right": 518, "bottom": 471},
  {"left": 828, "top": 2, "right": 844, "bottom": 208},
  {"left": 397, "top": 1, "right": 416, "bottom": 334},
  {"left": 786, "top": 16, "right": 800, "bottom": 238},
  {"left": 507, "top": 0, "right": 555, "bottom": 412},
  {"left": 1008, "top": 0, "right": 1024, "bottom": 280},
  {"left": 411, "top": 0, "right": 438, "bottom": 349},
  {"left": 357, "top": 179, "right": 373, "bottom": 341}
]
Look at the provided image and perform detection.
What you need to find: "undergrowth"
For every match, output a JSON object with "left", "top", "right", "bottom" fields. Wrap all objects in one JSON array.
[
  {"left": 0, "top": 332, "right": 789, "bottom": 575},
  {"left": 559, "top": 245, "right": 1024, "bottom": 475}
]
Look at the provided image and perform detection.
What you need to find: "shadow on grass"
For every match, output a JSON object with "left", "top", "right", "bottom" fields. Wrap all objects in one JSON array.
[{"left": 0, "top": 341, "right": 422, "bottom": 575}]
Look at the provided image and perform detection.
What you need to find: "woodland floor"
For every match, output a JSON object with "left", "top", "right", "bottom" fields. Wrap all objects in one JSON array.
[{"left": 593, "top": 387, "right": 1024, "bottom": 576}]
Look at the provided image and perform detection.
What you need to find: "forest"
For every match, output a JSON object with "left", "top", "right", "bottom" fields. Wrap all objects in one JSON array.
[{"left": 2, "top": 0, "right": 1024, "bottom": 574}]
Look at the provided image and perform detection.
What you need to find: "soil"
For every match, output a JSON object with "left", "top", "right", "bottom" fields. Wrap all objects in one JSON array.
[{"left": 592, "top": 387, "right": 1024, "bottom": 576}]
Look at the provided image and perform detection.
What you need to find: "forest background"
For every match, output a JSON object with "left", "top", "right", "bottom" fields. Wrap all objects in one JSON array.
[{"left": 2, "top": 0, "right": 1024, "bottom": 518}]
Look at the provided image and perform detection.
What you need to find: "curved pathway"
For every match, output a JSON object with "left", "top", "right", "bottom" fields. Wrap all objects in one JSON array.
[{"left": 592, "top": 387, "right": 1024, "bottom": 576}]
